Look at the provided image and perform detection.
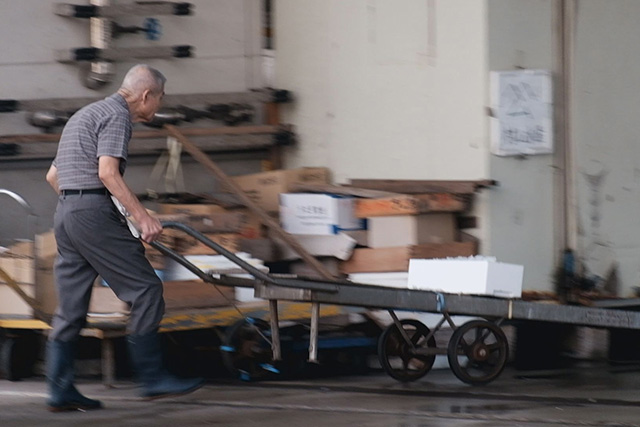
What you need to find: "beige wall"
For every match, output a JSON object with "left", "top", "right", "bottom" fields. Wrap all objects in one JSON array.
[
  {"left": 486, "top": 0, "right": 557, "bottom": 291},
  {"left": 275, "top": 0, "right": 488, "bottom": 184},
  {"left": 572, "top": 0, "right": 640, "bottom": 296}
]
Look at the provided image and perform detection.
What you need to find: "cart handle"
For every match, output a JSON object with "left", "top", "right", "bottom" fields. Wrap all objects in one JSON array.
[
  {"left": 150, "top": 221, "right": 340, "bottom": 293},
  {"left": 149, "top": 221, "right": 275, "bottom": 283}
]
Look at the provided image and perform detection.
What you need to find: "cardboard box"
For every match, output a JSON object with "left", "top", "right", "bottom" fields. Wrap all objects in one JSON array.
[
  {"left": 289, "top": 258, "right": 344, "bottom": 279},
  {"left": 0, "top": 283, "right": 36, "bottom": 316},
  {"left": 174, "top": 233, "right": 241, "bottom": 255},
  {"left": 407, "top": 258, "right": 524, "bottom": 298},
  {"left": 229, "top": 167, "right": 330, "bottom": 212},
  {"left": 340, "top": 242, "right": 478, "bottom": 273},
  {"left": 186, "top": 211, "right": 263, "bottom": 238},
  {"left": 88, "top": 280, "right": 236, "bottom": 314},
  {"left": 159, "top": 203, "right": 227, "bottom": 217},
  {"left": 275, "top": 233, "right": 357, "bottom": 261},
  {"left": 88, "top": 285, "right": 129, "bottom": 314},
  {"left": 0, "top": 255, "right": 35, "bottom": 285},
  {"left": 6, "top": 240, "right": 34, "bottom": 257},
  {"left": 36, "top": 267, "right": 58, "bottom": 316},
  {"left": 238, "top": 238, "right": 279, "bottom": 262},
  {"left": 367, "top": 214, "right": 456, "bottom": 248},
  {"left": 279, "top": 193, "right": 366, "bottom": 235},
  {"left": 36, "top": 230, "right": 57, "bottom": 260}
]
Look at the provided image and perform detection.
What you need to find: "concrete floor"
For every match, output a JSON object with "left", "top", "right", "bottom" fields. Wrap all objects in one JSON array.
[{"left": 3, "top": 363, "right": 640, "bottom": 426}]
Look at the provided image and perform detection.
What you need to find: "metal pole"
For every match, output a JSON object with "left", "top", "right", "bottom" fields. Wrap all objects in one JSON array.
[
  {"left": 101, "top": 338, "right": 115, "bottom": 388},
  {"left": 268, "top": 299, "right": 281, "bottom": 361},
  {"left": 308, "top": 302, "right": 320, "bottom": 363}
]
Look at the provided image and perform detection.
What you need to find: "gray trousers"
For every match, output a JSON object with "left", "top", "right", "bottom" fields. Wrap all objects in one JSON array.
[{"left": 49, "top": 192, "right": 164, "bottom": 342}]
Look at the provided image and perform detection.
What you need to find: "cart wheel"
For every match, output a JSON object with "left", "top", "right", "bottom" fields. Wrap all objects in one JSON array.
[
  {"left": 377, "top": 319, "right": 436, "bottom": 382},
  {"left": 447, "top": 319, "right": 508, "bottom": 385},
  {"left": 0, "top": 332, "right": 39, "bottom": 382},
  {"left": 221, "top": 318, "right": 274, "bottom": 381}
]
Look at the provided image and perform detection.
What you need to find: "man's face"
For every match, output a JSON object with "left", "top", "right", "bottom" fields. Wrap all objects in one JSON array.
[{"left": 139, "top": 89, "right": 164, "bottom": 123}]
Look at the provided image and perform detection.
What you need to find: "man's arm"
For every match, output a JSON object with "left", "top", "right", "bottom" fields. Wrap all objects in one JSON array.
[
  {"left": 46, "top": 164, "right": 60, "bottom": 194},
  {"left": 98, "top": 156, "right": 162, "bottom": 243}
]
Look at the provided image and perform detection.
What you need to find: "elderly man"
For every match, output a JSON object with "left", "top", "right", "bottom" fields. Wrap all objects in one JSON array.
[{"left": 45, "top": 64, "right": 203, "bottom": 412}]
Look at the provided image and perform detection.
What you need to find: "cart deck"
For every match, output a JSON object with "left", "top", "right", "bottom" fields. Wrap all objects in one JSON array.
[{"left": 147, "top": 222, "right": 640, "bottom": 386}]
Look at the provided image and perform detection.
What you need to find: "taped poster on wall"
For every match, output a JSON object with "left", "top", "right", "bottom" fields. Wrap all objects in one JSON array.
[{"left": 490, "top": 69, "right": 553, "bottom": 156}]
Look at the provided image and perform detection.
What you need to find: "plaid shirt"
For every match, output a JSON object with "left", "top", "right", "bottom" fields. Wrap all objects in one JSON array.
[{"left": 53, "top": 93, "right": 132, "bottom": 190}]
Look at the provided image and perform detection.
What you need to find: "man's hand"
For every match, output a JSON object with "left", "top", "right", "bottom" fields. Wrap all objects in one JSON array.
[
  {"left": 99, "top": 156, "right": 163, "bottom": 242},
  {"left": 137, "top": 214, "right": 163, "bottom": 243},
  {"left": 46, "top": 164, "right": 60, "bottom": 194}
]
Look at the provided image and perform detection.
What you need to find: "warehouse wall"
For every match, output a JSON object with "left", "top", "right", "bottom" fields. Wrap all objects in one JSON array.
[
  {"left": 0, "top": 0, "right": 264, "bottom": 246},
  {"left": 274, "top": 0, "right": 496, "bottom": 281},
  {"left": 486, "top": 0, "right": 557, "bottom": 291},
  {"left": 275, "top": 0, "right": 488, "bottom": 184},
  {"left": 572, "top": 1, "right": 640, "bottom": 296},
  {"left": 274, "top": 0, "right": 566, "bottom": 292}
]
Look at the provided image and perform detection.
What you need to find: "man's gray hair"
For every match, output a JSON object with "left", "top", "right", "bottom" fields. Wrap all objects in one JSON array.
[{"left": 120, "top": 64, "right": 166, "bottom": 95}]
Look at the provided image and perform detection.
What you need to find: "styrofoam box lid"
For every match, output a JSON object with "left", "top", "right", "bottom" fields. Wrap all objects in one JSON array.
[{"left": 407, "top": 258, "right": 524, "bottom": 298}]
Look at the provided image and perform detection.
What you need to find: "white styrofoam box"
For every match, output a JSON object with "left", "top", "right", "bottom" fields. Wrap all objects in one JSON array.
[
  {"left": 279, "top": 193, "right": 366, "bottom": 235},
  {"left": 408, "top": 258, "right": 524, "bottom": 298},
  {"left": 235, "top": 285, "right": 262, "bottom": 303},
  {"left": 165, "top": 253, "right": 269, "bottom": 281},
  {"left": 348, "top": 272, "right": 409, "bottom": 289}
]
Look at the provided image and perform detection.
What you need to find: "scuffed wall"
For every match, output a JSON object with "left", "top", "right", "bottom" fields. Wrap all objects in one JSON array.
[
  {"left": 572, "top": 0, "right": 640, "bottom": 296},
  {"left": 486, "top": 0, "right": 557, "bottom": 291}
]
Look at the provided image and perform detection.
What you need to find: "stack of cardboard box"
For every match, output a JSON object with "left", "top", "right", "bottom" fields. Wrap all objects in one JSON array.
[
  {"left": 158, "top": 203, "right": 263, "bottom": 256},
  {"left": 277, "top": 192, "right": 366, "bottom": 278},
  {"left": 342, "top": 204, "right": 477, "bottom": 279},
  {"left": 0, "top": 242, "right": 36, "bottom": 316},
  {"left": 235, "top": 176, "right": 487, "bottom": 285},
  {"left": 0, "top": 231, "right": 58, "bottom": 317},
  {"left": 339, "top": 182, "right": 482, "bottom": 287}
]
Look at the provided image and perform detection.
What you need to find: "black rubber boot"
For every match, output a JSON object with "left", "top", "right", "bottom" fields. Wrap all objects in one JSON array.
[
  {"left": 127, "top": 331, "right": 204, "bottom": 400},
  {"left": 46, "top": 340, "right": 103, "bottom": 412}
]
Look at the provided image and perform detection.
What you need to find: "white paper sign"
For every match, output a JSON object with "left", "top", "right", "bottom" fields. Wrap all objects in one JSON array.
[{"left": 490, "top": 69, "right": 553, "bottom": 156}]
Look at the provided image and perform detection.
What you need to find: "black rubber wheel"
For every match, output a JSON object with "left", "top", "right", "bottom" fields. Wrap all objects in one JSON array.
[
  {"left": 0, "top": 337, "right": 17, "bottom": 381},
  {"left": 221, "top": 318, "right": 274, "bottom": 381},
  {"left": 377, "top": 319, "right": 436, "bottom": 382},
  {"left": 0, "top": 333, "right": 39, "bottom": 382},
  {"left": 447, "top": 320, "right": 509, "bottom": 385}
]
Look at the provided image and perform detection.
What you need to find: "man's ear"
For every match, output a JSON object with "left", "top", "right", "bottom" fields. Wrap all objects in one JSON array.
[{"left": 141, "top": 89, "right": 150, "bottom": 103}]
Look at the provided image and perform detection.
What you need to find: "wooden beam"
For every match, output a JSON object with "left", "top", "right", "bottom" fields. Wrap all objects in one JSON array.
[
  {"left": 348, "top": 179, "right": 497, "bottom": 194},
  {"left": 2, "top": 90, "right": 281, "bottom": 113},
  {"left": 163, "top": 124, "right": 336, "bottom": 281},
  {"left": 355, "top": 194, "right": 470, "bottom": 217},
  {"left": 56, "top": 46, "right": 193, "bottom": 63},
  {"left": 288, "top": 183, "right": 400, "bottom": 199},
  {"left": 0, "top": 125, "right": 286, "bottom": 144},
  {"left": 55, "top": 2, "right": 192, "bottom": 18}
]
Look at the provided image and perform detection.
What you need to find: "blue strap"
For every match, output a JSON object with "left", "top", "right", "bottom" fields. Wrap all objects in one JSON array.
[{"left": 436, "top": 292, "right": 446, "bottom": 312}]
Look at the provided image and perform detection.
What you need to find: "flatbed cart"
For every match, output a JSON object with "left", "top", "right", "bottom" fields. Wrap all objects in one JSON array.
[
  {"left": 0, "top": 228, "right": 366, "bottom": 385},
  {"left": 152, "top": 222, "right": 640, "bottom": 386}
]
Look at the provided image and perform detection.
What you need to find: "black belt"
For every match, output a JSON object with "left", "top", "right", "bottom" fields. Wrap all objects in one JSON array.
[{"left": 61, "top": 188, "right": 109, "bottom": 195}]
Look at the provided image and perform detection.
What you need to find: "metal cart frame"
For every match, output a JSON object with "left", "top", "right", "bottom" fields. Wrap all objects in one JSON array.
[{"left": 154, "top": 221, "right": 640, "bottom": 385}]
